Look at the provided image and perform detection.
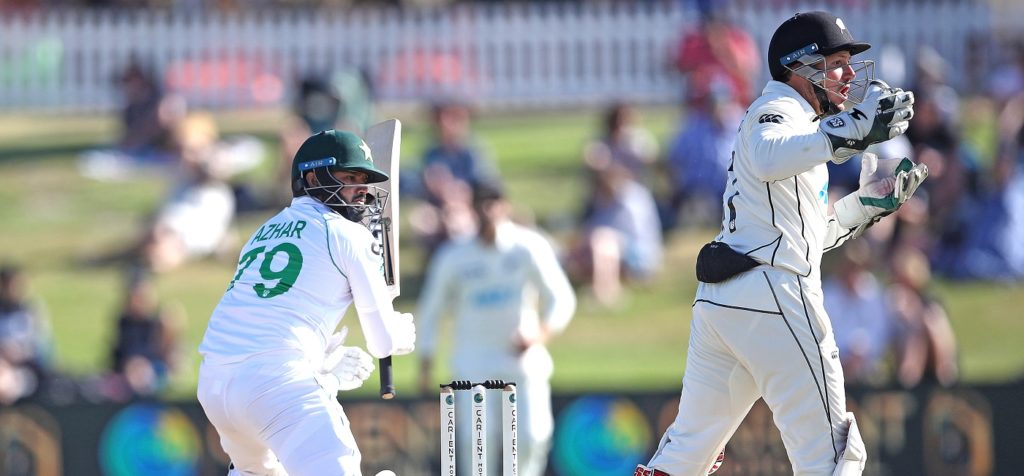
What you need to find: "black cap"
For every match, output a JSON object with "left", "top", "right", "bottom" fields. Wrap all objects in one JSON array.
[{"left": 768, "top": 11, "right": 871, "bottom": 81}]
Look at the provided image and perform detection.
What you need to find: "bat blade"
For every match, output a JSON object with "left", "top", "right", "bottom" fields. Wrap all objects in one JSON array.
[
  {"left": 365, "top": 119, "right": 401, "bottom": 299},
  {"left": 364, "top": 118, "right": 402, "bottom": 399}
]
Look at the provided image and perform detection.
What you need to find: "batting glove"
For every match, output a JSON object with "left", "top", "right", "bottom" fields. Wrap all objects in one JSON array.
[
  {"left": 819, "top": 79, "right": 915, "bottom": 163},
  {"left": 317, "top": 327, "right": 375, "bottom": 393},
  {"left": 833, "top": 154, "right": 928, "bottom": 233},
  {"left": 389, "top": 312, "right": 416, "bottom": 356}
]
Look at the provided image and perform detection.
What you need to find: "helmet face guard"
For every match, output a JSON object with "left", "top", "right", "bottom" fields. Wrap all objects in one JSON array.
[
  {"left": 782, "top": 43, "right": 874, "bottom": 111},
  {"left": 299, "top": 158, "right": 390, "bottom": 226}
]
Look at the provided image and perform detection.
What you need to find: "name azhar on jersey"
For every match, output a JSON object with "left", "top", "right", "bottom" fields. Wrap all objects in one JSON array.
[{"left": 250, "top": 220, "right": 307, "bottom": 245}]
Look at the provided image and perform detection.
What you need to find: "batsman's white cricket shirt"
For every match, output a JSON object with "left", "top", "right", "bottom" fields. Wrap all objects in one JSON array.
[
  {"left": 199, "top": 196, "right": 399, "bottom": 364},
  {"left": 416, "top": 222, "right": 576, "bottom": 378},
  {"left": 716, "top": 81, "right": 856, "bottom": 280}
]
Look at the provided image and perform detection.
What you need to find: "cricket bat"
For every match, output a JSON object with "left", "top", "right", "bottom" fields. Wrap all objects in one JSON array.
[{"left": 364, "top": 119, "right": 401, "bottom": 399}]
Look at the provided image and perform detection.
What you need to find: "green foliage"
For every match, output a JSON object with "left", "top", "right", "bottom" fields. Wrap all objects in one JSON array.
[{"left": 0, "top": 107, "right": 1020, "bottom": 401}]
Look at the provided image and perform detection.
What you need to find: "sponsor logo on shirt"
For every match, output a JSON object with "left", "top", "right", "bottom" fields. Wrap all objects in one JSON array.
[
  {"left": 826, "top": 116, "right": 846, "bottom": 128},
  {"left": 471, "top": 287, "right": 517, "bottom": 308}
]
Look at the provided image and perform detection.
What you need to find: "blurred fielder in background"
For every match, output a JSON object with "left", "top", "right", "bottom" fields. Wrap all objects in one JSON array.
[
  {"left": 417, "top": 180, "right": 576, "bottom": 476},
  {"left": 637, "top": 11, "right": 926, "bottom": 476},
  {"left": 196, "top": 130, "right": 416, "bottom": 475}
]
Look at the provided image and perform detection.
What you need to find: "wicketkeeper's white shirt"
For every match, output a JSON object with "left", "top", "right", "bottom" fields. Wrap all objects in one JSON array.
[
  {"left": 199, "top": 196, "right": 399, "bottom": 365},
  {"left": 416, "top": 222, "right": 576, "bottom": 378},
  {"left": 717, "top": 81, "right": 856, "bottom": 280}
]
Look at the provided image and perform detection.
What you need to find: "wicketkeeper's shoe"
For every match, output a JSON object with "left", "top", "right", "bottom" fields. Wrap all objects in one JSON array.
[
  {"left": 633, "top": 451, "right": 725, "bottom": 476},
  {"left": 708, "top": 450, "right": 725, "bottom": 474},
  {"left": 634, "top": 465, "right": 669, "bottom": 476}
]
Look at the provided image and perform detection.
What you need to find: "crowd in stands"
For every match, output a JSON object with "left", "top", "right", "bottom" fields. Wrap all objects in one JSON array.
[{"left": 7, "top": 4, "right": 1024, "bottom": 411}]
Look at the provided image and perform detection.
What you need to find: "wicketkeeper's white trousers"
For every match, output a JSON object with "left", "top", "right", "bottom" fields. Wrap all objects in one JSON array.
[
  {"left": 197, "top": 352, "right": 362, "bottom": 476},
  {"left": 648, "top": 266, "right": 851, "bottom": 475}
]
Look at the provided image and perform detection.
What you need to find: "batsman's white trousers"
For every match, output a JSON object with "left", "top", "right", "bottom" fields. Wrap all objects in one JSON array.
[
  {"left": 649, "top": 266, "right": 850, "bottom": 475},
  {"left": 197, "top": 352, "right": 362, "bottom": 476}
]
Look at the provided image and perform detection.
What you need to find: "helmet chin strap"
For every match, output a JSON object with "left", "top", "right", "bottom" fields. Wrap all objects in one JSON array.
[{"left": 814, "top": 85, "right": 842, "bottom": 118}]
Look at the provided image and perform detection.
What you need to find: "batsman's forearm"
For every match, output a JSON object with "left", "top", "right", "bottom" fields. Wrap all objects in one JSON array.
[{"left": 356, "top": 308, "right": 396, "bottom": 359}]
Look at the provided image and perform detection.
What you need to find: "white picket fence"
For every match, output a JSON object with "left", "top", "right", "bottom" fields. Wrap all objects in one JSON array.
[{"left": 0, "top": 0, "right": 1012, "bottom": 112}]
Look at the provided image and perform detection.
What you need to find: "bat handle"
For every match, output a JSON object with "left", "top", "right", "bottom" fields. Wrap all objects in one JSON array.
[{"left": 379, "top": 356, "right": 395, "bottom": 399}]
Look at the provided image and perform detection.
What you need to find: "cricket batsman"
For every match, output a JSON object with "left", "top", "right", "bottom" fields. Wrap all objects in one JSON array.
[
  {"left": 197, "top": 130, "right": 416, "bottom": 475},
  {"left": 635, "top": 11, "right": 927, "bottom": 476}
]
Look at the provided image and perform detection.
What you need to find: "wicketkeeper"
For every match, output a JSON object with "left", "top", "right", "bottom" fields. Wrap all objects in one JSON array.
[{"left": 636, "top": 11, "right": 926, "bottom": 476}]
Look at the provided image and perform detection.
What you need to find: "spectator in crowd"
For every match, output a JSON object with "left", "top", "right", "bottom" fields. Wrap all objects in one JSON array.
[
  {"left": 673, "top": 0, "right": 759, "bottom": 105},
  {"left": 0, "top": 264, "right": 52, "bottom": 405},
  {"left": 232, "top": 73, "right": 362, "bottom": 212},
  {"left": 134, "top": 113, "right": 237, "bottom": 272},
  {"left": 934, "top": 88, "right": 1024, "bottom": 281},
  {"left": 79, "top": 58, "right": 187, "bottom": 181},
  {"left": 987, "top": 38, "right": 1024, "bottom": 106},
  {"left": 888, "top": 246, "right": 959, "bottom": 388},
  {"left": 913, "top": 46, "right": 959, "bottom": 116},
  {"left": 662, "top": 72, "right": 743, "bottom": 230},
  {"left": 108, "top": 269, "right": 183, "bottom": 399},
  {"left": 566, "top": 158, "right": 662, "bottom": 306},
  {"left": 276, "top": 75, "right": 348, "bottom": 202},
  {"left": 408, "top": 100, "right": 499, "bottom": 262},
  {"left": 84, "top": 104, "right": 272, "bottom": 274},
  {"left": 822, "top": 241, "right": 900, "bottom": 386},
  {"left": 417, "top": 181, "right": 576, "bottom": 476},
  {"left": 582, "top": 102, "right": 659, "bottom": 189},
  {"left": 906, "top": 89, "right": 980, "bottom": 234}
]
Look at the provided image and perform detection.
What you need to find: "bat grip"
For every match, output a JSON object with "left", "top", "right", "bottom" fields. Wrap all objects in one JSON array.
[{"left": 379, "top": 356, "right": 395, "bottom": 399}]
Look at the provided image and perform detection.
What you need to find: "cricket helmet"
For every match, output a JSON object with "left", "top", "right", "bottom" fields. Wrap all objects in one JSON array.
[
  {"left": 768, "top": 11, "right": 874, "bottom": 111},
  {"left": 291, "top": 129, "right": 390, "bottom": 222}
]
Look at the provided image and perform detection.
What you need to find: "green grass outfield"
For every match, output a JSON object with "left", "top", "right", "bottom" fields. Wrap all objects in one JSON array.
[{"left": 0, "top": 107, "right": 1021, "bottom": 401}]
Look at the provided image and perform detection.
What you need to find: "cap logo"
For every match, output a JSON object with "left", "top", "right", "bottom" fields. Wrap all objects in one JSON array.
[
  {"left": 359, "top": 141, "right": 374, "bottom": 164},
  {"left": 836, "top": 18, "right": 848, "bottom": 33},
  {"left": 298, "top": 157, "right": 337, "bottom": 171}
]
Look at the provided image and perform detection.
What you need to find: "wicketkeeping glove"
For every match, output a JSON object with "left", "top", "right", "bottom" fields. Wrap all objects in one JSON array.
[
  {"left": 316, "top": 327, "right": 375, "bottom": 394},
  {"left": 819, "top": 79, "right": 915, "bottom": 163},
  {"left": 833, "top": 153, "right": 929, "bottom": 234}
]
